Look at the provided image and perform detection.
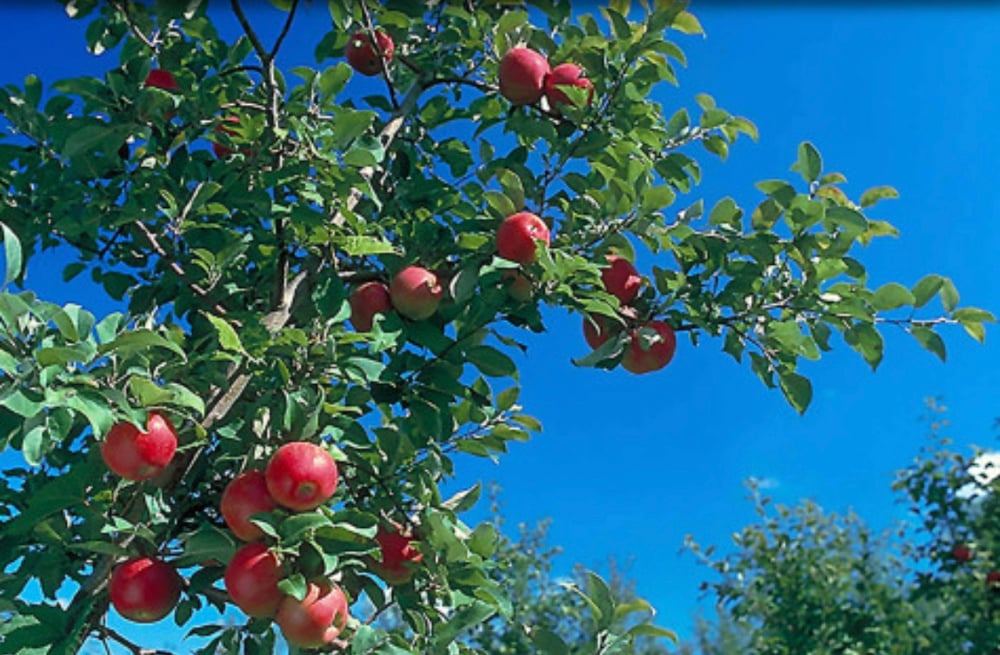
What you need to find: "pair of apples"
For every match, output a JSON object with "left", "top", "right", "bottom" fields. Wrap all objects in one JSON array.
[
  {"left": 583, "top": 256, "right": 678, "bottom": 375},
  {"left": 499, "top": 46, "right": 594, "bottom": 110},
  {"left": 349, "top": 211, "right": 552, "bottom": 329}
]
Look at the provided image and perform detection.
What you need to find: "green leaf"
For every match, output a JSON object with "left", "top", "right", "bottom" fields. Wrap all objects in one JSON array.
[
  {"left": 177, "top": 524, "right": 237, "bottom": 567},
  {"left": 911, "top": 274, "right": 943, "bottom": 308},
  {"left": 531, "top": 628, "right": 570, "bottom": 655},
  {"left": 952, "top": 307, "right": 995, "bottom": 323},
  {"left": 431, "top": 601, "right": 497, "bottom": 649},
  {"left": 1, "top": 223, "right": 22, "bottom": 287},
  {"left": 22, "top": 424, "right": 46, "bottom": 466},
  {"left": 277, "top": 573, "right": 308, "bottom": 602},
  {"left": 442, "top": 483, "right": 481, "bottom": 513},
  {"left": 465, "top": 345, "right": 517, "bottom": 378},
  {"left": 778, "top": 370, "right": 812, "bottom": 414},
  {"left": 280, "top": 512, "right": 334, "bottom": 544},
  {"left": 910, "top": 327, "right": 946, "bottom": 362},
  {"left": 204, "top": 313, "right": 247, "bottom": 355},
  {"left": 98, "top": 329, "right": 186, "bottom": 360},
  {"left": 940, "top": 277, "right": 960, "bottom": 312},
  {"left": 708, "top": 196, "right": 742, "bottom": 229},
  {"left": 845, "top": 323, "right": 884, "bottom": 370},
  {"left": 791, "top": 141, "right": 822, "bottom": 183},
  {"left": 859, "top": 185, "right": 899, "bottom": 208},
  {"left": 871, "top": 282, "right": 914, "bottom": 311}
]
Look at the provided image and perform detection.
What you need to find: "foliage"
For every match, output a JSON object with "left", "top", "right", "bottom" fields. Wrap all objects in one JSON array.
[
  {"left": 682, "top": 401, "right": 1000, "bottom": 654},
  {"left": 0, "top": 0, "right": 989, "bottom": 653}
]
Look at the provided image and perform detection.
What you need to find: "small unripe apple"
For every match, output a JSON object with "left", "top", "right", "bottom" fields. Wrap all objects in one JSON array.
[
  {"left": 101, "top": 412, "right": 178, "bottom": 481},
  {"left": 390, "top": 266, "right": 443, "bottom": 321},
  {"left": 544, "top": 62, "right": 594, "bottom": 109},
  {"left": 109, "top": 556, "right": 182, "bottom": 623},
  {"left": 498, "top": 47, "right": 550, "bottom": 106},
  {"left": 497, "top": 212, "right": 551, "bottom": 264},
  {"left": 621, "top": 321, "right": 677, "bottom": 374},
  {"left": 502, "top": 270, "right": 533, "bottom": 302},
  {"left": 345, "top": 29, "right": 395, "bottom": 76},
  {"left": 275, "top": 581, "right": 350, "bottom": 648},
  {"left": 373, "top": 526, "right": 423, "bottom": 585},
  {"left": 221, "top": 470, "right": 278, "bottom": 542},
  {"left": 951, "top": 545, "right": 974, "bottom": 563},
  {"left": 265, "top": 442, "right": 338, "bottom": 512},
  {"left": 601, "top": 255, "right": 641, "bottom": 305},
  {"left": 224, "top": 542, "right": 284, "bottom": 618},
  {"left": 582, "top": 314, "right": 618, "bottom": 350},
  {"left": 349, "top": 281, "right": 392, "bottom": 331},
  {"left": 144, "top": 69, "right": 180, "bottom": 92},
  {"left": 212, "top": 115, "right": 241, "bottom": 158}
]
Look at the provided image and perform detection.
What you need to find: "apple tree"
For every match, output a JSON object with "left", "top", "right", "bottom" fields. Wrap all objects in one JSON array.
[
  {"left": 681, "top": 401, "right": 1000, "bottom": 654},
  {"left": 0, "top": 0, "right": 992, "bottom": 653}
]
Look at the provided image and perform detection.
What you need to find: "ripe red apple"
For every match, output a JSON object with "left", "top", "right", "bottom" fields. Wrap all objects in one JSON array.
[
  {"left": 109, "top": 556, "right": 182, "bottom": 623},
  {"left": 498, "top": 47, "right": 550, "bottom": 106},
  {"left": 100, "top": 412, "right": 178, "bottom": 481},
  {"left": 497, "top": 212, "right": 551, "bottom": 264},
  {"left": 951, "top": 545, "right": 974, "bottom": 563},
  {"left": 224, "top": 542, "right": 284, "bottom": 618},
  {"left": 601, "top": 255, "right": 641, "bottom": 305},
  {"left": 345, "top": 29, "right": 395, "bottom": 76},
  {"left": 502, "top": 270, "right": 533, "bottom": 302},
  {"left": 212, "top": 115, "right": 241, "bottom": 158},
  {"left": 582, "top": 314, "right": 616, "bottom": 350},
  {"left": 275, "top": 581, "right": 350, "bottom": 648},
  {"left": 389, "top": 266, "right": 443, "bottom": 321},
  {"left": 349, "top": 281, "right": 392, "bottom": 331},
  {"left": 265, "top": 442, "right": 338, "bottom": 512},
  {"left": 544, "top": 62, "right": 594, "bottom": 109},
  {"left": 221, "top": 470, "right": 278, "bottom": 542},
  {"left": 373, "top": 526, "right": 423, "bottom": 585},
  {"left": 621, "top": 321, "right": 677, "bottom": 374},
  {"left": 144, "top": 69, "right": 180, "bottom": 92},
  {"left": 987, "top": 570, "right": 1000, "bottom": 589}
]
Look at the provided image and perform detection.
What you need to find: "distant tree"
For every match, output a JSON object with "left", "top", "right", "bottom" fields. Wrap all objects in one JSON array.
[{"left": 682, "top": 400, "right": 1000, "bottom": 654}]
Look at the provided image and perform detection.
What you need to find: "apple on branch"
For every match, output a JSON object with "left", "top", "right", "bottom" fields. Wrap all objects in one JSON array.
[
  {"left": 497, "top": 212, "right": 551, "bottom": 264},
  {"left": 265, "top": 442, "right": 339, "bottom": 512},
  {"left": 498, "top": 47, "right": 550, "bottom": 106},
  {"left": 544, "top": 62, "right": 594, "bottom": 111},
  {"left": 372, "top": 525, "right": 424, "bottom": 586},
  {"left": 349, "top": 280, "right": 392, "bottom": 331},
  {"left": 224, "top": 542, "right": 285, "bottom": 618},
  {"left": 345, "top": 29, "right": 395, "bottom": 77},
  {"left": 276, "top": 580, "right": 351, "bottom": 648},
  {"left": 621, "top": 321, "right": 677, "bottom": 374},
  {"left": 109, "top": 556, "right": 182, "bottom": 624},
  {"left": 390, "top": 266, "right": 444, "bottom": 321},
  {"left": 221, "top": 470, "right": 278, "bottom": 542},
  {"left": 100, "top": 412, "right": 178, "bottom": 481},
  {"left": 601, "top": 255, "right": 642, "bottom": 305}
]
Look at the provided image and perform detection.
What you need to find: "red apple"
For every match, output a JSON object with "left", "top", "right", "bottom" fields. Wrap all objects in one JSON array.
[
  {"left": 502, "top": 270, "right": 533, "bottom": 302},
  {"left": 544, "top": 62, "right": 594, "bottom": 109},
  {"left": 951, "top": 545, "right": 974, "bottom": 563},
  {"left": 265, "top": 442, "right": 338, "bottom": 512},
  {"left": 498, "top": 47, "right": 550, "bottom": 106},
  {"left": 221, "top": 470, "right": 278, "bottom": 542},
  {"left": 345, "top": 29, "right": 395, "bottom": 76},
  {"left": 372, "top": 526, "right": 423, "bottom": 585},
  {"left": 601, "top": 255, "right": 641, "bottom": 305},
  {"left": 224, "top": 542, "right": 284, "bottom": 618},
  {"left": 109, "top": 556, "right": 182, "bottom": 623},
  {"left": 144, "top": 69, "right": 180, "bottom": 92},
  {"left": 987, "top": 570, "right": 1000, "bottom": 589},
  {"left": 275, "top": 581, "right": 350, "bottom": 648},
  {"left": 349, "top": 281, "right": 392, "bottom": 331},
  {"left": 497, "top": 212, "right": 551, "bottom": 264},
  {"left": 389, "top": 266, "right": 443, "bottom": 321},
  {"left": 212, "top": 115, "right": 241, "bottom": 158},
  {"left": 621, "top": 321, "right": 677, "bottom": 374},
  {"left": 582, "top": 314, "right": 618, "bottom": 350},
  {"left": 101, "top": 412, "right": 178, "bottom": 481}
]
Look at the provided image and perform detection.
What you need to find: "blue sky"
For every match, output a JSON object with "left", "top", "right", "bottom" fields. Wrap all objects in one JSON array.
[{"left": 1, "top": 2, "right": 998, "bottom": 651}]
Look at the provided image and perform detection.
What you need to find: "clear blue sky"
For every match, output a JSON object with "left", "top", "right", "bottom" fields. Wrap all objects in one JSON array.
[{"left": 1, "top": 2, "right": 998, "bottom": 651}]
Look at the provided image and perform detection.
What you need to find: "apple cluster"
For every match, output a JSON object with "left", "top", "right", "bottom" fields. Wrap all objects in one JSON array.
[
  {"left": 498, "top": 46, "right": 594, "bottom": 112},
  {"left": 949, "top": 544, "right": 1000, "bottom": 592},
  {"left": 348, "top": 210, "right": 551, "bottom": 329},
  {"left": 581, "top": 256, "right": 677, "bottom": 375}
]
